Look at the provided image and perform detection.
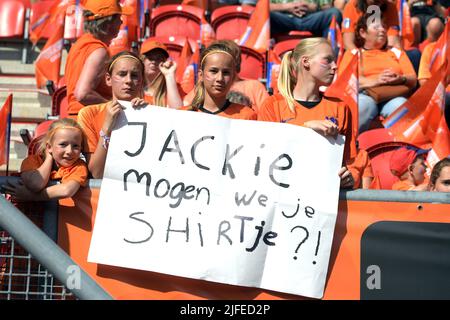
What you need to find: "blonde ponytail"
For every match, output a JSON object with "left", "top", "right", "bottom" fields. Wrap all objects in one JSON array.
[
  {"left": 277, "top": 38, "right": 331, "bottom": 113},
  {"left": 277, "top": 51, "right": 297, "bottom": 113},
  {"left": 190, "top": 80, "right": 205, "bottom": 111}
]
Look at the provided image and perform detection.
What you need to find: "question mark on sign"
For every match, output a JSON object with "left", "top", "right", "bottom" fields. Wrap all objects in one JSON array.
[{"left": 290, "top": 226, "right": 309, "bottom": 260}]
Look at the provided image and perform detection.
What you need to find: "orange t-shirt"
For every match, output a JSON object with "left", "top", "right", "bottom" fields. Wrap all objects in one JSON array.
[
  {"left": 391, "top": 179, "right": 428, "bottom": 191},
  {"left": 347, "top": 149, "right": 374, "bottom": 188},
  {"left": 181, "top": 101, "right": 257, "bottom": 120},
  {"left": 418, "top": 41, "right": 438, "bottom": 81},
  {"left": 144, "top": 94, "right": 155, "bottom": 105},
  {"left": 77, "top": 102, "right": 108, "bottom": 154},
  {"left": 257, "top": 94, "right": 357, "bottom": 163},
  {"left": 20, "top": 155, "right": 88, "bottom": 187},
  {"left": 418, "top": 42, "right": 450, "bottom": 91},
  {"left": 65, "top": 33, "right": 110, "bottom": 116},
  {"left": 183, "top": 79, "right": 269, "bottom": 113},
  {"left": 339, "top": 48, "right": 417, "bottom": 84},
  {"left": 342, "top": 0, "right": 400, "bottom": 37}
]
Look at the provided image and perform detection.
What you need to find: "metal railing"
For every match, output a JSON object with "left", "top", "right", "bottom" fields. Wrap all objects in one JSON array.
[
  {"left": 0, "top": 177, "right": 113, "bottom": 300},
  {"left": 1, "top": 176, "right": 450, "bottom": 301}
]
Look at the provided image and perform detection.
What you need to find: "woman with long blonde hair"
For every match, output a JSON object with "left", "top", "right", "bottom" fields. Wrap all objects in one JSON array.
[
  {"left": 184, "top": 41, "right": 257, "bottom": 120},
  {"left": 258, "top": 37, "right": 358, "bottom": 188},
  {"left": 140, "top": 39, "right": 183, "bottom": 108}
]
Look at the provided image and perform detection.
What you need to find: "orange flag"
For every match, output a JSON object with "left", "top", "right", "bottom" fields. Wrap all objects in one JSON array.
[
  {"left": 383, "top": 62, "right": 448, "bottom": 147},
  {"left": 238, "top": 0, "right": 269, "bottom": 53},
  {"left": 398, "top": 0, "right": 415, "bottom": 49},
  {"left": 429, "top": 21, "right": 449, "bottom": 74},
  {"left": 30, "top": 0, "right": 70, "bottom": 45},
  {"left": 180, "top": 45, "right": 199, "bottom": 94},
  {"left": 35, "top": 12, "right": 65, "bottom": 89},
  {"left": 325, "top": 52, "right": 359, "bottom": 135},
  {"left": 109, "top": 24, "right": 130, "bottom": 56},
  {"left": 426, "top": 115, "right": 450, "bottom": 168},
  {"left": 266, "top": 50, "right": 281, "bottom": 94},
  {"left": 327, "top": 15, "right": 344, "bottom": 67},
  {"left": 176, "top": 39, "right": 193, "bottom": 83},
  {"left": 0, "top": 94, "right": 12, "bottom": 167}
]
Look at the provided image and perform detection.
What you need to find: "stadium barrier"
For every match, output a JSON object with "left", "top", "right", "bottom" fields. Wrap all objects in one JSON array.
[{"left": 1, "top": 177, "right": 450, "bottom": 300}]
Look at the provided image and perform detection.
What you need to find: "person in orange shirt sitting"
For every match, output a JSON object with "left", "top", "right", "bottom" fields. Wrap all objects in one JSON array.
[
  {"left": 429, "top": 157, "right": 450, "bottom": 192},
  {"left": 3, "top": 118, "right": 88, "bottom": 201},
  {"left": 65, "top": 0, "right": 133, "bottom": 118},
  {"left": 339, "top": 14, "right": 417, "bottom": 133},
  {"left": 77, "top": 51, "right": 148, "bottom": 179},
  {"left": 342, "top": 0, "right": 421, "bottom": 73},
  {"left": 139, "top": 39, "right": 184, "bottom": 108},
  {"left": 390, "top": 146, "right": 429, "bottom": 191},
  {"left": 347, "top": 147, "right": 374, "bottom": 189},
  {"left": 183, "top": 40, "right": 269, "bottom": 113},
  {"left": 417, "top": 39, "right": 450, "bottom": 130},
  {"left": 182, "top": 41, "right": 257, "bottom": 120},
  {"left": 257, "top": 37, "right": 358, "bottom": 189}
]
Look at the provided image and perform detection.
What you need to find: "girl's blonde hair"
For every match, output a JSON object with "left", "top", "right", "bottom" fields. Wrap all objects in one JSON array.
[
  {"left": 141, "top": 68, "right": 167, "bottom": 107},
  {"left": 278, "top": 37, "right": 331, "bottom": 113},
  {"left": 38, "top": 118, "right": 85, "bottom": 159},
  {"left": 190, "top": 41, "right": 236, "bottom": 111}
]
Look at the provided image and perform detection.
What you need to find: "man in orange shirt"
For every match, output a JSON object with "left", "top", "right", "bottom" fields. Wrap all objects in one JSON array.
[
  {"left": 65, "top": 0, "right": 132, "bottom": 117},
  {"left": 390, "top": 146, "right": 429, "bottom": 191}
]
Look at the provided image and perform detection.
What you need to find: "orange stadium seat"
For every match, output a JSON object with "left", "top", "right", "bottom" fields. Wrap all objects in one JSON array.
[
  {"left": 149, "top": 4, "right": 204, "bottom": 40},
  {"left": 210, "top": 5, "right": 254, "bottom": 42},
  {"left": 273, "top": 30, "right": 313, "bottom": 43},
  {"left": 0, "top": 0, "right": 27, "bottom": 39},
  {"left": 273, "top": 38, "right": 301, "bottom": 58},
  {"left": 239, "top": 45, "right": 265, "bottom": 80},
  {"left": 51, "top": 85, "right": 68, "bottom": 119},
  {"left": 143, "top": 36, "right": 199, "bottom": 61}
]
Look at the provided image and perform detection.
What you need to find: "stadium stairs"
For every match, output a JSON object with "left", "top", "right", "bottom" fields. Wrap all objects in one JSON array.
[{"left": 0, "top": 41, "right": 67, "bottom": 174}]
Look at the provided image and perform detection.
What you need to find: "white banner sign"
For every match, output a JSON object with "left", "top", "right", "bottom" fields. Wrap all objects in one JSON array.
[{"left": 88, "top": 105, "right": 345, "bottom": 299}]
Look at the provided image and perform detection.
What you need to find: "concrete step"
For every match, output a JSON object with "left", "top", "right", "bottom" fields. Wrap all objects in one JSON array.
[
  {"left": 0, "top": 60, "right": 36, "bottom": 75},
  {"left": 12, "top": 104, "right": 51, "bottom": 121},
  {"left": 0, "top": 76, "right": 37, "bottom": 86},
  {"left": 0, "top": 43, "right": 68, "bottom": 76},
  {"left": 0, "top": 91, "right": 45, "bottom": 104}
]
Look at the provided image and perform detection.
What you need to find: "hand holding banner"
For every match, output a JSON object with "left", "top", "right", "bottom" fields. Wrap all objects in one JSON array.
[{"left": 88, "top": 106, "right": 345, "bottom": 298}]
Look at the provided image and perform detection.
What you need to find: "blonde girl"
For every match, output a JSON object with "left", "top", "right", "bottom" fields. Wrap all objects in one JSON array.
[
  {"left": 258, "top": 38, "right": 359, "bottom": 188},
  {"left": 4, "top": 118, "right": 88, "bottom": 200},
  {"left": 185, "top": 41, "right": 256, "bottom": 120},
  {"left": 140, "top": 39, "right": 183, "bottom": 108}
]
